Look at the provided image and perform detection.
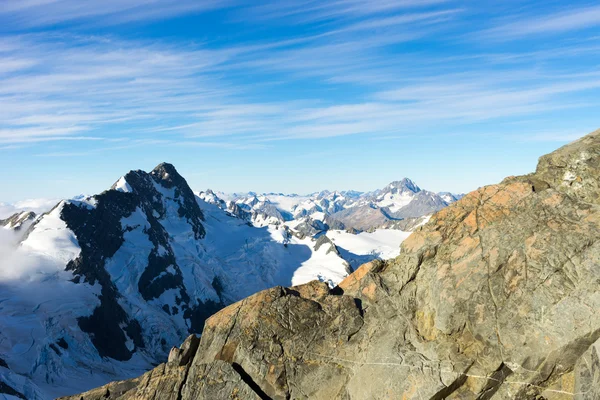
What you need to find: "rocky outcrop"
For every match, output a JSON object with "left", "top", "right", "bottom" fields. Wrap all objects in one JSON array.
[
  {"left": 66, "top": 128, "right": 600, "bottom": 399},
  {"left": 313, "top": 234, "right": 339, "bottom": 255},
  {"left": 293, "top": 217, "right": 328, "bottom": 237}
]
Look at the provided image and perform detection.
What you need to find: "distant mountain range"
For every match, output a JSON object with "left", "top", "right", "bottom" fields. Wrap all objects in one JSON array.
[{"left": 197, "top": 178, "right": 463, "bottom": 233}]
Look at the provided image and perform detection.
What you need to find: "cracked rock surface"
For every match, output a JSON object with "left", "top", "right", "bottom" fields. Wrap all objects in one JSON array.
[{"left": 62, "top": 129, "right": 600, "bottom": 399}]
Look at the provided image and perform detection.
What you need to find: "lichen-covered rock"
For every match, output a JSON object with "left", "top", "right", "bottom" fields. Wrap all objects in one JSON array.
[
  {"left": 67, "top": 128, "right": 600, "bottom": 399},
  {"left": 58, "top": 338, "right": 259, "bottom": 400}
]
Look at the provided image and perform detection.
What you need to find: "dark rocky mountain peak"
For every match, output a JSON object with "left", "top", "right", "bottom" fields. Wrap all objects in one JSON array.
[
  {"left": 151, "top": 162, "right": 191, "bottom": 192},
  {"left": 341, "top": 189, "right": 364, "bottom": 199},
  {"left": 52, "top": 162, "right": 212, "bottom": 362},
  {"left": 383, "top": 177, "right": 421, "bottom": 194}
]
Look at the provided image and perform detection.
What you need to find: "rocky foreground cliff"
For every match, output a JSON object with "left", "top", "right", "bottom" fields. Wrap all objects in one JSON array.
[{"left": 64, "top": 129, "right": 600, "bottom": 399}]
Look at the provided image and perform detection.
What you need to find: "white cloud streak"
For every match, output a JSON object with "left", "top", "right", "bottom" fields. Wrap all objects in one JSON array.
[
  {"left": 0, "top": 0, "right": 233, "bottom": 28},
  {"left": 483, "top": 5, "right": 600, "bottom": 39},
  {"left": 237, "top": 0, "right": 452, "bottom": 25}
]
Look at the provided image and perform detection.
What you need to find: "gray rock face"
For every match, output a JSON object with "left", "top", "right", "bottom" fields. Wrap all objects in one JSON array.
[
  {"left": 167, "top": 334, "right": 200, "bottom": 366},
  {"left": 293, "top": 217, "right": 328, "bottom": 237},
  {"left": 66, "top": 128, "right": 600, "bottom": 399},
  {"left": 328, "top": 204, "right": 392, "bottom": 231},
  {"left": 327, "top": 206, "right": 429, "bottom": 232}
]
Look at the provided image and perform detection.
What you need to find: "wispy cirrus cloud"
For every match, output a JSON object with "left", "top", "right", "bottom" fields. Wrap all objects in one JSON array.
[
  {"left": 1, "top": 0, "right": 600, "bottom": 156},
  {"left": 0, "top": 0, "right": 233, "bottom": 28},
  {"left": 0, "top": 34, "right": 237, "bottom": 145},
  {"left": 237, "top": 0, "right": 452, "bottom": 25},
  {"left": 3, "top": 33, "right": 600, "bottom": 149},
  {"left": 33, "top": 138, "right": 266, "bottom": 157},
  {"left": 482, "top": 4, "right": 600, "bottom": 40},
  {"left": 0, "top": 1, "right": 465, "bottom": 149}
]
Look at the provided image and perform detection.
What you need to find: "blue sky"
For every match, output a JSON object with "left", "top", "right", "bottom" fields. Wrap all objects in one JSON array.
[{"left": 1, "top": 0, "right": 600, "bottom": 202}]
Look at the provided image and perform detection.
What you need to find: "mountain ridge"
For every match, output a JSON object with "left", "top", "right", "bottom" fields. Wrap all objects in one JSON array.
[{"left": 197, "top": 177, "right": 463, "bottom": 232}]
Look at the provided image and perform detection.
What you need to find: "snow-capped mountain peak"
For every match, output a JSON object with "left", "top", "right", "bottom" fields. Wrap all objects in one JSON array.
[
  {"left": 196, "top": 189, "right": 223, "bottom": 206},
  {"left": 0, "top": 211, "right": 37, "bottom": 231},
  {"left": 112, "top": 176, "right": 133, "bottom": 193},
  {"left": 382, "top": 177, "right": 421, "bottom": 194},
  {"left": 438, "top": 191, "right": 464, "bottom": 203}
]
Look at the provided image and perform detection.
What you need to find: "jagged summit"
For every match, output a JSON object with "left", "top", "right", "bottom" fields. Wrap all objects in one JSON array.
[
  {"left": 111, "top": 162, "right": 188, "bottom": 190},
  {"left": 67, "top": 128, "right": 600, "bottom": 399},
  {"left": 437, "top": 191, "right": 463, "bottom": 203},
  {"left": 152, "top": 161, "right": 178, "bottom": 174},
  {"left": 150, "top": 162, "right": 188, "bottom": 189},
  {"left": 383, "top": 177, "right": 421, "bottom": 193}
]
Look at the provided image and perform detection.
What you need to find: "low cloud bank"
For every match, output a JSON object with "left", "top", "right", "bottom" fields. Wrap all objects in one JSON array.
[
  {"left": 0, "top": 198, "right": 60, "bottom": 219},
  {"left": 0, "top": 229, "right": 62, "bottom": 282}
]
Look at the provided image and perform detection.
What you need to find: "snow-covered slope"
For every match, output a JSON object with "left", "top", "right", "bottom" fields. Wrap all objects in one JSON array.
[{"left": 326, "top": 229, "right": 412, "bottom": 270}]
